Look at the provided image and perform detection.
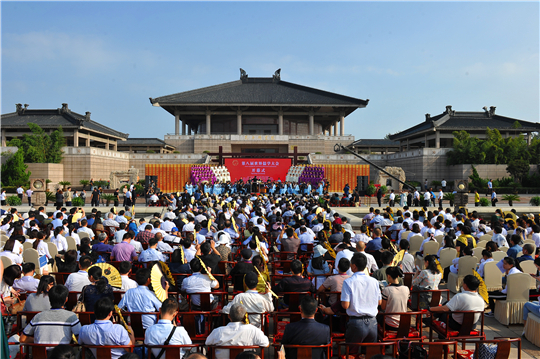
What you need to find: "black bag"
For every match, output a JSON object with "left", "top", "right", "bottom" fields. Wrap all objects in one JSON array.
[{"left": 398, "top": 340, "right": 427, "bottom": 359}]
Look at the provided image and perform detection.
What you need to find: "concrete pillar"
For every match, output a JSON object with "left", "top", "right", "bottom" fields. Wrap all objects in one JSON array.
[
  {"left": 206, "top": 111, "right": 211, "bottom": 135},
  {"left": 278, "top": 110, "right": 284, "bottom": 135},
  {"left": 105, "top": 140, "right": 109, "bottom": 150},
  {"left": 86, "top": 136, "right": 90, "bottom": 147},
  {"left": 339, "top": 112, "right": 345, "bottom": 136},
  {"left": 73, "top": 130, "right": 79, "bottom": 148},
  {"left": 332, "top": 122, "right": 337, "bottom": 136},
  {"left": 406, "top": 138, "right": 410, "bottom": 151},
  {"left": 435, "top": 131, "right": 440, "bottom": 149},
  {"left": 308, "top": 110, "right": 314, "bottom": 136},
  {"left": 424, "top": 133, "right": 428, "bottom": 147},
  {"left": 182, "top": 120, "right": 186, "bottom": 136},
  {"left": 237, "top": 111, "right": 242, "bottom": 135},
  {"left": 174, "top": 112, "right": 180, "bottom": 135}
]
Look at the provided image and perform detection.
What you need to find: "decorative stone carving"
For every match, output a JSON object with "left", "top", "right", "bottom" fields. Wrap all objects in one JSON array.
[
  {"left": 374, "top": 166, "right": 406, "bottom": 191},
  {"left": 110, "top": 167, "right": 139, "bottom": 189}
]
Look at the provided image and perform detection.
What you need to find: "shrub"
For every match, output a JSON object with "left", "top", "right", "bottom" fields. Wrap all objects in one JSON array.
[
  {"left": 431, "top": 180, "right": 442, "bottom": 187},
  {"left": 479, "top": 198, "right": 490, "bottom": 206},
  {"left": 379, "top": 185, "right": 388, "bottom": 195},
  {"left": 146, "top": 150, "right": 155, "bottom": 153},
  {"left": 502, "top": 194, "right": 520, "bottom": 202},
  {"left": 79, "top": 180, "right": 90, "bottom": 189},
  {"left": 7, "top": 195, "right": 22, "bottom": 206},
  {"left": 530, "top": 196, "right": 540, "bottom": 206},
  {"left": 72, "top": 197, "right": 85, "bottom": 206},
  {"left": 443, "top": 193, "right": 454, "bottom": 201},
  {"left": 45, "top": 191, "right": 55, "bottom": 204},
  {"left": 101, "top": 194, "right": 115, "bottom": 204},
  {"left": 93, "top": 180, "right": 108, "bottom": 188},
  {"left": 173, "top": 151, "right": 180, "bottom": 154},
  {"left": 366, "top": 184, "right": 376, "bottom": 196}
]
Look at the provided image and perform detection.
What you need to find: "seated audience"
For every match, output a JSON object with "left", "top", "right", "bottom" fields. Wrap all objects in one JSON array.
[
  {"left": 205, "top": 303, "right": 269, "bottom": 359},
  {"left": 79, "top": 297, "right": 134, "bottom": 359},
  {"left": 144, "top": 298, "right": 192, "bottom": 358}
]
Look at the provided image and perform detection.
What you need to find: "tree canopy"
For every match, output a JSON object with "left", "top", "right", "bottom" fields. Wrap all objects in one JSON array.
[
  {"left": 7, "top": 122, "right": 65, "bottom": 163},
  {"left": 1, "top": 149, "right": 31, "bottom": 186},
  {"left": 446, "top": 128, "right": 540, "bottom": 165}
]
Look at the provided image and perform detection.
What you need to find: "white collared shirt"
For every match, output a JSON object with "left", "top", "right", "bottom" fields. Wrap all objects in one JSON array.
[{"left": 65, "top": 270, "right": 92, "bottom": 292}]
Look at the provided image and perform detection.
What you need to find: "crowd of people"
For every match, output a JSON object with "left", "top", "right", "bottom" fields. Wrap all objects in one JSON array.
[{"left": 0, "top": 183, "right": 535, "bottom": 358}]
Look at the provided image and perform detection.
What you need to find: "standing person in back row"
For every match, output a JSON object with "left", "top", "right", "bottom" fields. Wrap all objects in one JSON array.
[
  {"left": 376, "top": 187, "right": 383, "bottom": 207},
  {"left": 487, "top": 179, "right": 493, "bottom": 196},
  {"left": 341, "top": 253, "right": 381, "bottom": 353},
  {"left": 441, "top": 179, "right": 447, "bottom": 191}
]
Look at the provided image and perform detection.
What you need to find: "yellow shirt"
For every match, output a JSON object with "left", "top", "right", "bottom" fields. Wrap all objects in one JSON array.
[{"left": 475, "top": 192, "right": 480, "bottom": 203}]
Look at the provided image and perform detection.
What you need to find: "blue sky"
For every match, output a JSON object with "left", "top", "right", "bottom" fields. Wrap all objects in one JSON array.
[{"left": 2, "top": 1, "right": 538, "bottom": 140}]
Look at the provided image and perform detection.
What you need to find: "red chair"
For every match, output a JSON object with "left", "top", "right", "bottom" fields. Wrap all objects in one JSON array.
[
  {"left": 270, "top": 252, "right": 297, "bottom": 261},
  {"left": 185, "top": 291, "right": 228, "bottom": 312},
  {"left": 427, "top": 310, "right": 486, "bottom": 347},
  {"left": 270, "top": 274, "right": 293, "bottom": 288},
  {"left": 337, "top": 341, "right": 397, "bottom": 359},
  {"left": 401, "top": 340, "right": 458, "bottom": 359},
  {"left": 209, "top": 345, "right": 266, "bottom": 358},
  {"left": 178, "top": 311, "right": 216, "bottom": 343},
  {"left": 19, "top": 343, "right": 79, "bottom": 359},
  {"left": 403, "top": 272, "right": 414, "bottom": 289},
  {"left": 271, "top": 260, "right": 293, "bottom": 275},
  {"left": 271, "top": 312, "right": 302, "bottom": 345},
  {"left": 378, "top": 311, "right": 426, "bottom": 342},
  {"left": 455, "top": 337, "right": 521, "bottom": 359},
  {"left": 113, "top": 291, "right": 125, "bottom": 304},
  {"left": 50, "top": 272, "right": 72, "bottom": 286},
  {"left": 409, "top": 289, "right": 450, "bottom": 311},
  {"left": 275, "top": 343, "right": 331, "bottom": 359},
  {"left": 76, "top": 312, "right": 95, "bottom": 326},
  {"left": 115, "top": 311, "right": 160, "bottom": 341},
  {"left": 66, "top": 291, "right": 82, "bottom": 311},
  {"left": 16, "top": 311, "right": 39, "bottom": 335},
  {"left": 81, "top": 344, "right": 140, "bottom": 359},
  {"left": 145, "top": 344, "right": 202, "bottom": 359}
]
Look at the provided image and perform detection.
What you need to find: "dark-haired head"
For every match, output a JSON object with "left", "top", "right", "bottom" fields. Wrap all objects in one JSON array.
[
  {"left": 424, "top": 255, "right": 440, "bottom": 275},
  {"left": 36, "top": 275, "right": 56, "bottom": 296}
]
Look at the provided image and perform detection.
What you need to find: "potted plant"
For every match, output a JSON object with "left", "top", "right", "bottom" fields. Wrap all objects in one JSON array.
[
  {"left": 7, "top": 196, "right": 22, "bottom": 206},
  {"left": 502, "top": 194, "right": 520, "bottom": 206},
  {"left": 530, "top": 196, "right": 540, "bottom": 206},
  {"left": 379, "top": 185, "right": 388, "bottom": 196},
  {"left": 101, "top": 194, "right": 115, "bottom": 206},
  {"left": 479, "top": 197, "right": 490, "bottom": 207},
  {"left": 443, "top": 193, "right": 454, "bottom": 206},
  {"left": 79, "top": 179, "right": 90, "bottom": 190},
  {"left": 58, "top": 181, "right": 71, "bottom": 190},
  {"left": 72, "top": 197, "right": 85, "bottom": 207},
  {"left": 45, "top": 191, "right": 55, "bottom": 206}
]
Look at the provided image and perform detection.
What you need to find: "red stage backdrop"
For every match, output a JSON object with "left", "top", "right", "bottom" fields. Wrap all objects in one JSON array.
[{"left": 225, "top": 158, "right": 291, "bottom": 182}]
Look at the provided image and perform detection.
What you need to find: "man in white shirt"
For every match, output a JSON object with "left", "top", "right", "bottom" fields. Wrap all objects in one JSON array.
[
  {"left": 424, "top": 190, "right": 431, "bottom": 207},
  {"left": 181, "top": 257, "right": 219, "bottom": 308},
  {"left": 160, "top": 218, "right": 176, "bottom": 233},
  {"left": 17, "top": 186, "right": 24, "bottom": 201},
  {"left": 117, "top": 261, "right": 138, "bottom": 292},
  {"left": 103, "top": 212, "right": 120, "bottom": 231},
  {"left": 298, "top": 226, "right": 314, "bottom": 252},
  {"left": 341, "top": 253, "right": 382, "bottom": 349},
  {"left": 429, "top": 274, "right": 484, "bottom": 330},
  {"left": 205, "top": 303, "right": 269, "bottom": 359},
  {"left": 13, "top": 263, "right": 40, "bottom": 292},
  {"left": 356, "top": 242, "right": 378, "bottom": 273},
  {"left": 221, "top": 272, "right": 274, "bottom": 328},
  {"left": 65, "top": 256, "right": 92, "bottom": 292},
  {"left": 77, "top": 220, "right": 95, "bottom": 241},
  {"left": 25, "top": 188, "right": 33, "bottom": 206},
  {"left": 115, "top": 211, "right": 128, "bottom": 225},
  {"left": 144, "top": 298, "right": 192, "bottom": 359}
]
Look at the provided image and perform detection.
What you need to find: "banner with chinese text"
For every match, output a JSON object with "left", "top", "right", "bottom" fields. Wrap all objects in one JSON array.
[{"left": 225, "top": 158, "right": 291, "bottom": 182}]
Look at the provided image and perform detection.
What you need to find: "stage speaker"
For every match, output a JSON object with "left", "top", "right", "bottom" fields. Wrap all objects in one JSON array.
[
  {"left": 357, "top": 176, "right": 368, "bottom": 195},
  {"left": 145, "top": 175, "right": 158, "bottom": 190}
]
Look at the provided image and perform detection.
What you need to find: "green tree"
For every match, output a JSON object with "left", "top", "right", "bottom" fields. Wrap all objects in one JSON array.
[
  {"left": 1, "top": 148, "right": 31, "bottom": 186},
  {"left": 9, "top": 122, "right": 65, "bottom": 163},
  {"left": 507, "top": 159, "right": 530, "bottom": 184}
]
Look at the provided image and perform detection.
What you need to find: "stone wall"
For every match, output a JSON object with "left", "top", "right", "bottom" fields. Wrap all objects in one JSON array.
[
  {"left": 25, "top": 163, "right": 64, "bottom": 184},
  {"left": 129, "top": 153, "right": 206, "bottom": 178},
  {"left": 61, "top": 147, "right": 130, "bottom": 185}
]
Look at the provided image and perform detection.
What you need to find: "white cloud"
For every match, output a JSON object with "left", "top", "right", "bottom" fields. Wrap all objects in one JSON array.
[{"left": 3, "top": 31, "right": 125, "bottom": 72}]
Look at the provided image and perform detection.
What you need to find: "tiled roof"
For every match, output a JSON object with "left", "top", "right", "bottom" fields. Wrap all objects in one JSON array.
[
  {"left": 151, "top": 77, "right": 368, "bottom": 107},
  {"left": 120, "top": 138, "right": 173, "bottom": 146},
  {"left": 1, "top": 106, "right": 128, "bottom": 139},
  {"left": 350, "top": 139, "right": 400, "bottom": 147},
  {"left": 389, "top": 107, "right": 540, "bottom": 140}
]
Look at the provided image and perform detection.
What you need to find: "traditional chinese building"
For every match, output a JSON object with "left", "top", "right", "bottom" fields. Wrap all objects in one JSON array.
[{"left": 150, "top": 69, "right": 368, "bottom": 154}]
